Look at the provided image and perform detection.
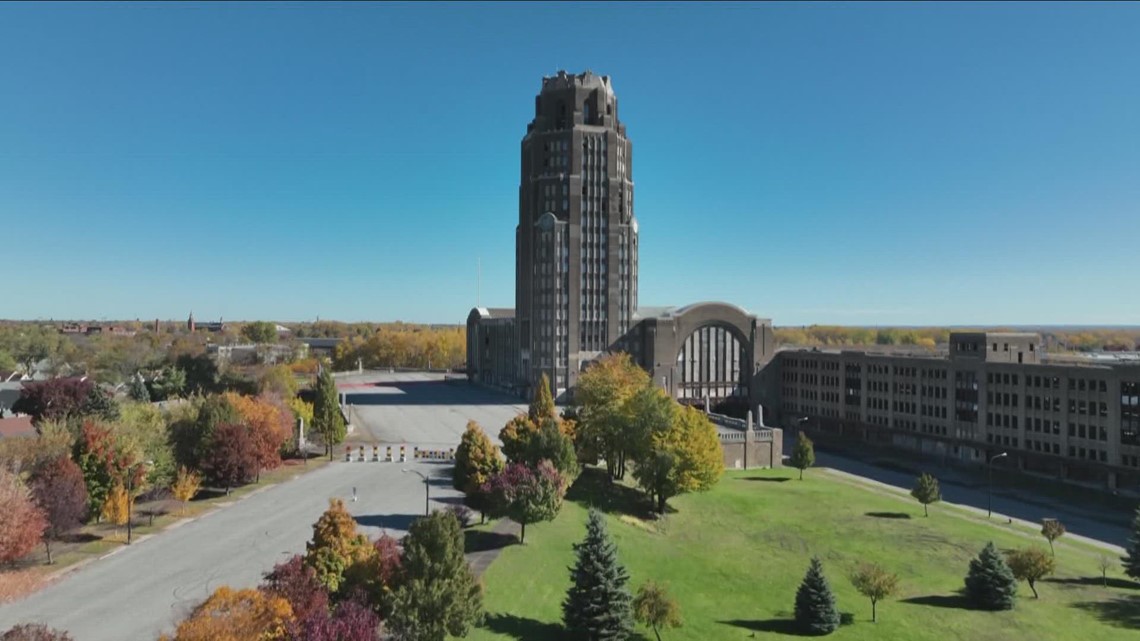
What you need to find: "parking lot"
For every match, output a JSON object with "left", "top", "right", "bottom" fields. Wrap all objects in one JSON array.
[{"left": 338, "top": 371, "right": 526, "bottom": 448}]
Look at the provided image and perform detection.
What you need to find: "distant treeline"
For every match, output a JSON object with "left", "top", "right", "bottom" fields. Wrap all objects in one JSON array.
[
  {"left": 332, "top": 325, "right": 466, "bottom": 371},
  {"left": 774, "top": 326, "right": 1140, "bottom": 353}
]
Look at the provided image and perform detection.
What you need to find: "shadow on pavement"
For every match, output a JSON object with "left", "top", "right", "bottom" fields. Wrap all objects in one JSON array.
[{"left": 353, "top": 513, "right": 421, "bottom": 533}]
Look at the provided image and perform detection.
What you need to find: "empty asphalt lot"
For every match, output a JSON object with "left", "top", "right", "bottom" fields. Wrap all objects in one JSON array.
[{"left": 339, "top": 371, "right": 527, "bottom": 447}]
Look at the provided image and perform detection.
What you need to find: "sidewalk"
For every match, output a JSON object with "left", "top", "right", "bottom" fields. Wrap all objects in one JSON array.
[{"left": 466, "top": 519, "right": 519, "bottom": 578}]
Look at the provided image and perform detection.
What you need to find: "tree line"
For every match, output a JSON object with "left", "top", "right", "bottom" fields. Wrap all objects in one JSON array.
[
  {"left": 332, "top": 325, "right": 466, "bottom": 372},
  {"left": 774, "top": 324, "right": 1140, "bottom": 353}
]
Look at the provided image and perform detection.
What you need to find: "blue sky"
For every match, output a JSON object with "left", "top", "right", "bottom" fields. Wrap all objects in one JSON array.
[{"left": 1, "top": 2, "right": 1137, "bottom": 326}]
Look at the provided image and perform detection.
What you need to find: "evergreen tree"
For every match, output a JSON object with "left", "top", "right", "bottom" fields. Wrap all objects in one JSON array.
[
  {"left": 910, "top": 473, "right": 941, "bottom": 517},
  {"left": 794, "top": 557, "right": 840, "bottom": 635},
  {"left": 964, "top": 541, "right": 1018, "bottom": 610},
  {"left": 563, "top": 509, "right": 634, "bottom": 641},
  {"left": 1122, "top": 506, "right": 1140, "bottom": 581},
  {"left": 312, "top": 365, "right": 346, "bottom": 460},
  {"left": 128, "top": 376, "right": 151, "bottom": 403},
  {"left": 790, "top": 431, "right": 815, "bottom": 480},
  {"left": 387, "top": 510, "right": 483, "bottom": 641}
]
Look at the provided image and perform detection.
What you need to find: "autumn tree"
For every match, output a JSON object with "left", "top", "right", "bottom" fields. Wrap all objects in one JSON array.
[
  {"left": 790, "top": 431, "right": 815, "bottom": 480},
  {"left": 632, "top": 581, "right": 682, "bottom": 641},
  {"left": 305, "top": 498, "right": 370, "bottom": 594},
  {"left": 1040, "top": 519, "right": 1065, "bottom": 557},
  {"left": 573, "top": 352, "right": 651, "bottom": 480},
  {"left": 849, "top": 563, "right": 899, "bottom": 622},
  {"left": 312, "top": 366, "right": 346, "bottom": 459},
  {"left": 387, "top": 510, "right": 483, "bottom": 641},
  {"left": 499, "top": 375, "right": 576, "bottom": 468},
  {"left": 291, "top": 598, "right": 380, "bottom": 641},
  {"left": 29, "top": 456, "right": 88, "bottom": 564},
  {"left": 0, "top": 624, "right": 74, "bottom": 641},
  {"left": 203, "top": 422, "right": 259, "bottom": 494},
  {"left": 227, "top": 392, "right": 292, "bottom": 481},
  {"left": 262, "top": 554, "right": 330, "bottom": 626},
  {"left": 632, "top": 401, "right": 724, "bottom": 514},
  {"left": 116, "top": 401, "right": 176, "bottom": 489},
  {"left": 341, "top": 533, "right": 403, "bottom": 618},
  {"left": 453, "top": 421, "right": 504, "bottom": 516},
  {"left": 0, "top": 468, "right": 47, "bottom": 564},
  {"left": 171, "top": 466, "right": 202, "bottom": 514},
  {"left": 101, "top": 478, "right": 130, "bottom": 533},
  {"left": 11, "top": 378, "right": 94, "bottom": 425},
  {"left": 1006, "top": 546, "right": 1055, "bottom": 599},
  {"left": 170, "top": 394, "right": 239, "bottom": 470},
  {"left": 911, "top": 473, "right": 941, "bottom": 517},
  {"left": 1098, "top": 555, "right": 1114, "bottom": 587},
  {"left": 481, "top": 461, "right": 565, "bottom": 544},
  {"left": 168, "top": 586, "right": 293, "bottom": 641},
  {"left": 72, "top": 421, "right": 122, "bottom": 519},
  {"left": 260, "top": 364, "right": 300, "bottom": 400}
]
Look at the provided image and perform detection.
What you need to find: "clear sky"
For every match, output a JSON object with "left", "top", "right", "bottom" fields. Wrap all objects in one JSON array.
[{"left": 1, "top": 2, "right": 1137, "bottom": 326}]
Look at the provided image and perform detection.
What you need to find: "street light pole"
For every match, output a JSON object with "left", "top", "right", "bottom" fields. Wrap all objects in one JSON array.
[
  {"left": 403, "top": 469, "right": 430, "bottom": 516},
  {"left": 987, "top": 451, "right": 1008, "bottom": 518},
  {"left": 126, "top": 460, "right": 152, "bottom": 545}
]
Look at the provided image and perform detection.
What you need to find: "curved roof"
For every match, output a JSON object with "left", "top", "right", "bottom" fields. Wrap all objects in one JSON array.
[{"left": 673, "top": 301, "right": 753, "bottom": 317}]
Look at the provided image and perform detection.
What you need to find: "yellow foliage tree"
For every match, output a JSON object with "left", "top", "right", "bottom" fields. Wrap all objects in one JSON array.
[
  {"left": 573, "top": 353, "right": 651, "bottom": 479},
  {"left": 101, "top": 478, "right": 130, "bottom": 528},
  {"left": 171, "top": 466, "right": 202, "bottom": 515},
  {"left": 167, "top": 586, "right": 293, "bottom": 641}
]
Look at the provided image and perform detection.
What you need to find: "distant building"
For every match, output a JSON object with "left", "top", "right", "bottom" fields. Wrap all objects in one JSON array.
[
  {"left": 298, "top": 337, "right": 342, "bottom": 360},
  {"left": 188, "top": 313, "right": 225, "bottom": 333}
]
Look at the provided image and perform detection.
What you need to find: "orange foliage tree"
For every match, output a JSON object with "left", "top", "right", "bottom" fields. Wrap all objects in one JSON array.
[
  {"left": 226, "top": 393, "right": 292, "bottom": 481},
  {"left": 165, "top": 586, "right": 293, "bottom": 641},
  {"left": 0, "top": 468, "right": 47, "bottom": 564}
]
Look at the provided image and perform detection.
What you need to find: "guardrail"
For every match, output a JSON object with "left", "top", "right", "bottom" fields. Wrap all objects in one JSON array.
[{"left": 707, "top": 411, "right": 774, "bottom": 442}]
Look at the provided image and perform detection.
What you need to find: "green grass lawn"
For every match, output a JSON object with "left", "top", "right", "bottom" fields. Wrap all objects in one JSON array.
[{"left": 467, "top": 467, "right": 1140, "bottom": 641}]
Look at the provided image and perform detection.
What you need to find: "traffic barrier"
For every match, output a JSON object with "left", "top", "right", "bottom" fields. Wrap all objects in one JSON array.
[
  {"left": 400, "top": 445, "right": 407, "bottom": 463},
  {"left": 345, "top": 446, "right": 352, "bottom": 462},
  {"left": 386, "top": 446, "right": 393, "bottom": 462},
  {"left": 357, "top": 446, "right": 365, "bottom": 462},
  {"left": 372, "top": 445, "right": 379, "bottom": 462}
]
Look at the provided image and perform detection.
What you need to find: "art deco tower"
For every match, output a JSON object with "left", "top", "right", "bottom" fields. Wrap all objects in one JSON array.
[{"left": 516, "top": 70, "right": 638, "bottom": 398}]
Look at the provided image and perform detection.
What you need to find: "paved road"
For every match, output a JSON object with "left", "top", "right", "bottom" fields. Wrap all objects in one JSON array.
[
  {"left": 791, "top": 432, "right": 1132, "bottom": 547},
  {"left": 0, "top": 461, "right": 460, "bottom": 640},
  {"left": 338, "top": 372, "right": 526, "bottom": 447}
]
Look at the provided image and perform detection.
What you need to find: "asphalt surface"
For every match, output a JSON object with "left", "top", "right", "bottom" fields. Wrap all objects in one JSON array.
[
  {"left": 338, "top": 371, "right": 526, "bottom": 448},
  {"left": 792, "top": 432, "right": 1133, "bottom": 547}
]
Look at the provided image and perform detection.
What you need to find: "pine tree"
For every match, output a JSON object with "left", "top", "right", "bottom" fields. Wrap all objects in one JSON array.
[
  {"left": 563, "top": 509, "right": 634, "bottom": 641},
  {"left": 312, "top": 365, "right": 346, "bottom": 460},
  {"left": 790, "top": 432, "right": 815, "bottom": 480},
  {"left": 910, "top": 473, "right": 941, "bottom": 517},
  {"left": 964, "top": 541, "right": 1018, "bottom": 610},
  {"left": 128, "top": 376, "right": 151, "bottom": 403},
  {"left": 794, "top": 557, "right": 840, "bottom": 635},
  {"left": 1122, "top": 506, "right": 1140, "bottom": 581}
]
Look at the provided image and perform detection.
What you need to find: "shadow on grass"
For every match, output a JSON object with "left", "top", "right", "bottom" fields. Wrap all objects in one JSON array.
[
  {"left": 719, "top": 618, "right": 804, "bottom": 635},
  {"left": 63, "top": 532, "right": 102, "bottom": 544},
  {"left": 1046, "top": 576, "right": 1138, "bottom": 590},
  {"left": 1072, "top": 594, "right": 1140, "bottom": 628},
  {"left": 465, "top": 529, "right": 517, "bottom": 553},
  {"left": 565, "top": 467, "right": 659, "bottom": 518},
  {"left": 900, "top": 593, "right": 973, "bottom": 610},
  {"left": 740, "top": 477, "right": 791, "bottom": 483},
  {"left": 865, "top": 511, "right": 912, "bottom": 519},
  {"left": 482, "top": 613, "right": 566, "bottom": 640}
]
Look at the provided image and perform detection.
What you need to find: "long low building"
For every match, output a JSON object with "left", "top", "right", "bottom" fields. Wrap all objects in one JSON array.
[{"left": 776, "top": 331, "right": 1140, "bottom": 492}]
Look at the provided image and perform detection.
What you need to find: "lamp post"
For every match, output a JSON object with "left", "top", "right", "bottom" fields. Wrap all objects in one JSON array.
[
  {"left": 403, "top": 469, "right": 430, "bottom": 516},
  {"left": 987, "top": 452, "right": 1008, "bottom": 518}
]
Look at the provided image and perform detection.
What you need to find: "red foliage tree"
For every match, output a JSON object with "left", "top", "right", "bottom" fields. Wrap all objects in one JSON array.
[
  {"left": 72, "top": 421, "right": 134, "bottom": 520},
  {"left": 480, "top": 461, "right": 565, "bottom": 544},
  {"left": 29, "top": 456, "right": 89, "bottom": 564},
  {"left": 203, "top": 422, "right": 258, "bottom": 493},
  {"left": 291, "top": 597, "right": 379, "bottom": 641},
  {"left": 11, "top": 378, "right": 93, "bottom": 425},
  {"left": 262, "top": 554, "right": 330, "bottom": 624},
  {"left": 0, "top": 468, "right": 47, "bottom": 564},
  {"left": 0, "top": 623, "right": 75, "bottom": 640}
]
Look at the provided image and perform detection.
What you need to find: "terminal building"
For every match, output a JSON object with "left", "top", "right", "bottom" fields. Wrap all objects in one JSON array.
[
  {"left": 467, "top": 71, "right": 1139, "bottom": 492},
  {"left": 467, "top": 70, "right": 778, "bottom": 423}
]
